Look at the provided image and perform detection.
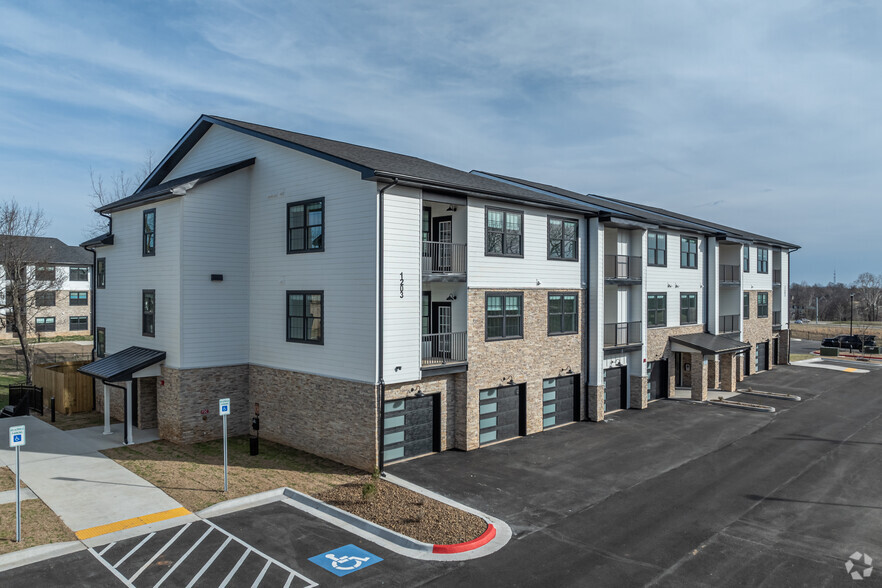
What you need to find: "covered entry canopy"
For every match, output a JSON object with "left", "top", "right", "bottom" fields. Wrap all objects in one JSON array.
[
  {"left": 78, "top": 347, "right": 165, "bottom": 445},
  {"left": 669, "top": 333, "right": 750, "bottom": 356}
]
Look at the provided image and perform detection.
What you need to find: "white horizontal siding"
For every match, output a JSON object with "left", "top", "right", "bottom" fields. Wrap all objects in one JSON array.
[
  {"left": 466, "top": 197, "right": 583, "bottom": 290},
  {"left": 744, "top": 245, "right": 772, "bottom": 291},
  {"left": 645, "top": 230, "right": 705, "bottom": 327}
]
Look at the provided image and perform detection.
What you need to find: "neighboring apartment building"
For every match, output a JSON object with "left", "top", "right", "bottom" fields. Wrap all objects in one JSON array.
[
  {"left": 1, "top": 236, "right": 93, "bottom": 339},
  {"left": 80, "top": 115, "right": 797, "bottom": 470}
]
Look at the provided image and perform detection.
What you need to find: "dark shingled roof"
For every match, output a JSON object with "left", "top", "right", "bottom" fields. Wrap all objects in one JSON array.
[
  {"left": 0, "top": 236, "right": 92, "bottom": 265},
  {"left": 670, "top": 333, "right": 751, "bottom": 355},
  {"left": 78, "top": 347, "right": 166, "bottom": 382}
]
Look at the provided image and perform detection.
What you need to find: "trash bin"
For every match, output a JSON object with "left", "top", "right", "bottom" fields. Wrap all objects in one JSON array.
[{"left": 250, "top": 435, "right": 259, "bottom": 456}]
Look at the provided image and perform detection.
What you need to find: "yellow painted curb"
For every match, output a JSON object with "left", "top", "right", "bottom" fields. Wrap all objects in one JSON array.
[
  {"left": 75, "top": 507, "right": 192, "bottom": 540},
  {"left": 844, "top": 368, "right": 857, "bottom": 373}
]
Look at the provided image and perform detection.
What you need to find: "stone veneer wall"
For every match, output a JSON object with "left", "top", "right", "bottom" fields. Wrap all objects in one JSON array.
[
  {"left": 137, "top": 377, "right": 158, "bottom": 429},
  {"left": 384, "top": 373, "right": 462, "bottom": 452},
  {"left": 465, "top": 288, "right": 583, "bottom": 450},
  {"left": 250, "top": 365, "right": 377, "bottom": 471},
  {"left": 743, "top": 291, "right": 776, "bottom": 372},
  {"left": 777, "top": 330, "right": 790, "bottom": 364},
  {"left": 95, "top": 381, "right": 125, "bottom": 422}
]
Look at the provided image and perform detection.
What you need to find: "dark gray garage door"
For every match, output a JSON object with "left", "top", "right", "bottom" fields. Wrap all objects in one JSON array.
[
  {"left": 542, "top": 376, "right": 578, "bottom": 429},
  {"left": 756, "top": 342, "right": 768, "bottom": 372},
  {"left": 479, "top": 384, "right": 522, "bottom": 445},
  {"left": 604, "top": 367, "right": 628, "bottom": 412},
  {"left": 383, "top": 395, "right": 438, "bottom": 463},
  {"left": 647, "top": 361, "right": 668, "bottom": 400}
]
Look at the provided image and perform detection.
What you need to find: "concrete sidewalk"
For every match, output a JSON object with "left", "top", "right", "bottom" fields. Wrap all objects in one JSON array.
[{"left": 0, "top": 416, "right": 191, "bottom": 539}]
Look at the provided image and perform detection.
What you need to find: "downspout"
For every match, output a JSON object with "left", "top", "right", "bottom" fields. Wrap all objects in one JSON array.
[
  {"left": 704, "top": 236, "right": 709, "bottom": 330},
  {"left": 376, "top": 178, "right": 399, "bottom": 473},
  {"left": 583, "top": 214, "right": 592, "bottom": 420}
]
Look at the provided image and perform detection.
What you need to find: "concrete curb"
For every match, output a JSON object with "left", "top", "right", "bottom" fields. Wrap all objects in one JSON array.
[
  {"left": 0, "top": 541, "right": 85, "bottom": 573},
  {"left": 707, "top": 399, "right": 776, "bottom": 413},
  {"left": 737, "top": 389, "right": 802, "bottom": 401},
  {"left": 0, "top": 488, "right": 37, "bottom": 505}
]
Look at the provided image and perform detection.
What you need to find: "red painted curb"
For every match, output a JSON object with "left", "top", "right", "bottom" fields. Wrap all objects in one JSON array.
[{"left": 432, "top": 524, "right": 496, "bottom": 554}]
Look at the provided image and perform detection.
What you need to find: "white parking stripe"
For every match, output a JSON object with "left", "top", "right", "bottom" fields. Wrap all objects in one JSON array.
[
  {"left": 129, "top": 522, "right": 191, "bottom": 583},
  {"left": 251, "top": 560, "right": 272, "bottom": 588},
  {"left": 154, "top": 527, "right": 213, "bottom": 587},
  {"left": 88, "top": 547, "right": 136, "bottom": 588},
  {"left": 185, "top": 536, "right": 232, "bottom": 588},
  {"left": 218, "top": 548, "right": 252, "bottom": 588},
  {"left": 98, "top": 542, "right": 116, "bottom": 557},
  {"left": 114, "top": 532, "right": 155, "bottom": 568}
]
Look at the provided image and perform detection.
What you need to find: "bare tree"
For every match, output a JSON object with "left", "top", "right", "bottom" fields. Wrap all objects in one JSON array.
[
  {"left": 853, "top": 272, "right": 882, "bottom": 323},
  {"left": 85, "top": 152, "right": 154, "bottom": 238},
  {"left": 0, "top": 200, "right": 66, "bottom": 384}
]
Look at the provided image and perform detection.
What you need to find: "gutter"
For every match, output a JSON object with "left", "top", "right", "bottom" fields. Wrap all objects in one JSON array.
[
  {"left": 704, "top": 236, "right": 710, "bottom": 331},
  {"left": 376, "top": 178, "right": 399, "bottom": 473}
]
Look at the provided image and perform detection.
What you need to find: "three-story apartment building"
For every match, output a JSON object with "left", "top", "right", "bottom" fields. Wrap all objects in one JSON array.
[{"left": 80, "top": 116, "right": 797, "bottom": 470}]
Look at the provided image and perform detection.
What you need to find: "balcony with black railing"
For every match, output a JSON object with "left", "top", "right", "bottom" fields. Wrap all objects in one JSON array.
[
  {"left": 719, "top": 264, "right": 740, "bottom": 286},
  {"left": 772, "top": 269, "right": 782, "bottom": 285},
  {"left": 603, "top": 321, "right": 642, "bottom": 348},
  {"left": 719, "top": 314, "right": 739, "bottom": 334},
  {"left": 421, "top": 331, "right": 467, "bottom": 367},
  {"left": 773, "top": 311, "right": 782, "bottom": 329},
  {"left": 604, "top": 255, "right": 642, "bottom": 283},
  {"left": 422, "top": 241, "right": 467, "bottom": 281}
]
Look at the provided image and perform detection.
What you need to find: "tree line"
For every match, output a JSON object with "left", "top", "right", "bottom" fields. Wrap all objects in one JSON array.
[{"left": 791, "top": 273, "right": 882, "bottom": 323}]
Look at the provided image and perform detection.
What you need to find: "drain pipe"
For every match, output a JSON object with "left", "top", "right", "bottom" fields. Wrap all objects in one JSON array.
[{"left": 376, "top": 178, "right": 399, "bottom": 474}]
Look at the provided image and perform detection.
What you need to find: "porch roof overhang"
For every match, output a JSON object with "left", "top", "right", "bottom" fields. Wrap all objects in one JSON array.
[
  {"left": 670, "top": 333, "right": 751, "bottom": 356},
  {"left": 78, "top": 346, "right": 166, "bottom": 382}
]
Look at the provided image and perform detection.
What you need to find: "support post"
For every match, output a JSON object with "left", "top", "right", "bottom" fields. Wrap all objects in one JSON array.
[
  {"left": 223, "top": 413, "right": 228, "bottom": 493},
  {"left": 125, "top": 381, "right": 134, "bottom": 445},
  {"left": 15, "top": 446, "right": 21, "bottom": 542},
  {"left": 103, "top": 385, "right": 111, "bottom": 435}
]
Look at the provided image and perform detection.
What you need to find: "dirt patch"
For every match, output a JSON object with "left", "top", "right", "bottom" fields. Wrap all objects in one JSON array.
[
  {"left": 0, "top": 500, "right": 76, "bottom": 555},
  {"left": 102, "top": 436, "right": 486, "bottom": 545},
  {"left": 0, "top": 467, "right": 27, "bottom": 492}
]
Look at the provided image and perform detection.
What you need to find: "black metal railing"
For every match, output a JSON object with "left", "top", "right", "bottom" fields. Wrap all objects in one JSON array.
[
  {"left": 604, "top": 255, "right": 642, "bottom": 281},
  {"left": 603, "top": 321, "right": 642, "bottom": 347},
  {"left": 719, "top": 264, "right": 740, "bottom": 285},
  {"left": 421, "top": 332, "right": 467, "bottom": 366},
  {"left": 7, "top": 384, "right": 43, "bottom": 416},
  {"left": 773, "top": 311, "right": 781, "bottom": 328},
  {"left": 422, "top": 241, "right": 467, "bottom": 275},
  {"left": 719, "top": 314, "right": 739, "bottom": 333},
  {"left": 772, "top": 269, "right": 782, "bottom": 285}
]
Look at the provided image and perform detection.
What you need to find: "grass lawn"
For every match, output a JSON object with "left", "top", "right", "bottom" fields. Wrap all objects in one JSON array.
[
  {"left": 790, "top": 353, "right": 817, "bottom": 362},
  {"left": 0, "top": 501, "right": 77, "bottom": 555}
]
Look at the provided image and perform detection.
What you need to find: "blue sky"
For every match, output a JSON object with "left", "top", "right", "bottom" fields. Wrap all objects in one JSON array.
[{"left": 1, "top": 0, "right": 879, "bottom": 284}]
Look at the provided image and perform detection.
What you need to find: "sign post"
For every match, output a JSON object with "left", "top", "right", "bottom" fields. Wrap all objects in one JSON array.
[
  {"left": 218, "top": 399, "right": 230, "bottom": 492},
  {"left": 9, "top": 425, "right": 25, "bottom": 542}
]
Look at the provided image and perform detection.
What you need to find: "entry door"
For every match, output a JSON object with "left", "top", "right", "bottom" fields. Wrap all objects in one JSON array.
[
  {"left": 433, "top": 216, "right": 452, "bottom": 272},
  {"left": 679, "top": 353, "right": 693, "bottom": 387},
  {"left": 131, "top": 379, "right": 139, "bottom": 427},
  {"left": 431, "top": 302, "right": 452, "bottom": 357},
  {"left": 617, "top": 230, "right": 630, "bottom": 278},
  {"left": 772, "top": 338, "right": 779, "bottom": 365},
  {"left": 756, "top": 342, "right": 768, "bottom": 372},
  {"left": 647, "top": 361, "right": 668, "bottom": 400},
  {"left": 604, "top": 367, "right": 627, "bottom": 412},
  {"left": 617, "top": 288, "right": 630, "bottom": 344}
]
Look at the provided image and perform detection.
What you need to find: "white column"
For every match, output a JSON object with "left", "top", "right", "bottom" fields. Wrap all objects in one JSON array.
[
  {"left": 125, "top": 381, "right": 134, "bottom": 445},
  {"left": 103, "top": 385, "right": 111, "bottom": 435}
]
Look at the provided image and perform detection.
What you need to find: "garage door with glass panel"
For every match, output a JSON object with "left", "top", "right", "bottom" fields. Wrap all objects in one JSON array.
[
  {"left": 479, "top": 385, "right": 521, "bottom": 445},
  {"left": 647, "top": 361, "right": 668, "bottom": 400},
  {"left": 542, "top": 376, "right": 577, "bottom": 429},
  {"left": 383, "top": 396, "right": 437, "bottom": 463}
]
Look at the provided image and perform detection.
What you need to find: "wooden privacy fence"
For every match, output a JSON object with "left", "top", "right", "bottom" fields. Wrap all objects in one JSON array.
[{"left": 33, "top": 361, "right": 94, "bottom": 414}]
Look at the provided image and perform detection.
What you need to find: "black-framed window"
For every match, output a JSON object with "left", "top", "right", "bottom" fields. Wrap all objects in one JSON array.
[
  {"left": 757, "top": 248, "right": 769, "bottom": 273},
  {"left": 548, "top": 293, "right": 578, "bottom": 335},
  {"left": 757, "top": 292, "right": 769, "bottom": 318},
  {"left": 97, "top": 327, "right": 106, "bottom": 357},
  {"left": 422, "top": 291, "right": 430, "bottom": 335},
  {"left": 35, "top": 291, "right": 55, "bottom": 306},
  {"left": 69, "top": 292, "right": 88, "bottom": 306},
  {"left": 422, "top": 207, "right": 431, "bottom": 242},
  {"left": 548, "top": 217, "right": 578, "bottom": 261},
  {"left": 35, "top": 317, "right": 55, "bottom": 332},
  {"left": 744, "top": 292, "right": 750, "bottom": 319},
  {"left": 143, "top": 209, "right": 156, "bottom": 256},
  {"left": 680, "top": 237, "right": 698, "bottom": 268},
  {"left": 485, "top": 207, "right": 523, "bottom": 257},
  {"left": 96, "top": 258, "right": 106, "bottom": 288},
  {"left": 485, "top": 292, "right": 523, "bottom": 340},
  {"left": 286, "top": 291, "right": 324, "bottom": 344},
  {"left": 680, "top": 292, "right": 697, "bottom": 325},
  {"left": 648, "top": 232, "right": 667, "bottom": 267},
  {"left": 69, "top": 266, "right": 89, "bottom": 282},
  {"left": 648, "top": 293, "right": 667, "bottom": 327},
  {"left": 287, "top": 198, "right": 324, "bottom": 253},
  {"left": 142, "top": 290, "right": 155, "bottom": 337},
  {"left": 4, "top": 311, "right": 15, "bottom": 333},
  {"left": 35, "top": 266, "right": 55, "bottom": 281},
  {"left": 70, "top": 316, "right": 88, "bottom": 331},
  {"left": 743, "top": 246, "right": 750, "bottom": 272}
]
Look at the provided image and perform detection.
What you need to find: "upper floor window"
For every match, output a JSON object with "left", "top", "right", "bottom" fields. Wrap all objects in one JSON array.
[
  {"left": 97, "top": 327, "right": 106, "bottom": 357},
  {"left": 69, "top": 266, "right": 89, "bottom": 282},
  {"left": 69, "top": 292, "right": 88, "bottom": 306},
  {"left": 548, "top": 217, "right": 578, "bottom": 261},
  {"left": 35, "top": 317, "right": 55, "bottom": 333},
  {"left": 648, "top": 232, "right": 667, "bottom": 267},
  {"left": 143, "top": 209, "right": 156, "bottom": 256},
  {"left": 96, "top": 258, "right": 106, "bottom": 289},
  {"left": 70, "top": 316, "right": 88, "bottom": 331},
  {"left": 286, "top": 291, "right": 323, "bottom": 344},
  {"left": 648, "top": 293, "right": 667, "bottom": 327},
  {"left": 680, "top": 237, "right": 698, "bottom": 269},
  {"left": 422, "top": 207, "right": 431, "bottom": 242},
  {"left": 680, "top": 292, "right": 697, "bottom": 324},
  {"left": 757, "top": 248, "right": 769, "bottom": 273},
  {"left": 35, "top": 266, "right": 55, "bottom": 281},
  {"left": 757, "top": 292, "right": 769, "bottom": 317},
  {"left": 35, "top": 291, "right": 55, "bottom": 307},
  {"left": 743, "top": 292, "right": 750, "bottom": 319},
  {"left": 486, "top": 292, "right": 523, "bottom": 339},
  {"left": 743, "top": 246, "right": 750, "bottom": 272},
  {"left": 485, "top": 208, "right": 523, "bottom": 257},
  {"left": 287, "top": 198, "right": 324, "bottom": 253},
  {"left": 142, "top": 290, "right": 155, "bottom": 337},
  {"left": 548, "top": 293, "right": 578, "bottom": 335}
]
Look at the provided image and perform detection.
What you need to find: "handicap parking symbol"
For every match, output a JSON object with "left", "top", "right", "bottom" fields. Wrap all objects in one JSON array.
[{"left": 308, "top": 544, "right": 383, "bottom": 577}]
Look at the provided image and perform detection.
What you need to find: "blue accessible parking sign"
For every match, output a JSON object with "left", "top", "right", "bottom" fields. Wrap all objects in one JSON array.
[{"left": 308, "top": 544, "right": 383, "bottom": 577}]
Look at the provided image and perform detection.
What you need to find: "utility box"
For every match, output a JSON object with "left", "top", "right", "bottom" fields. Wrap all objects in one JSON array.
[{"left": 819, "top": 347, "right": 838, "bottom": 357}]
